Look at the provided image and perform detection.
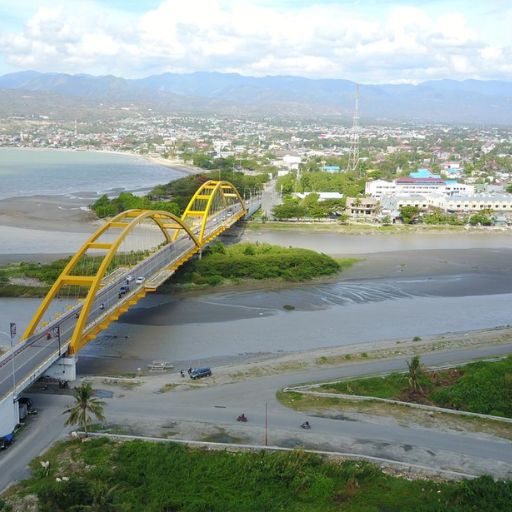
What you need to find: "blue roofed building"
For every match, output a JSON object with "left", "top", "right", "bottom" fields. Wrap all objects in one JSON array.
[
  {"left": 324, "top": 165, "right": 341, "bottom": 173},
  {"left": 409, "top": 168, "right": 441, "bottom": 179}
]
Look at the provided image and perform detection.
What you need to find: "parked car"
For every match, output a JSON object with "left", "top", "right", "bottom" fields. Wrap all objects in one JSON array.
[
  {"left": 189, "top": 367, "right": 212, "bottom": 380},
  {"left": 0, "top": 432, "right": 14, "bottom": 450},
  {"left": 18, "top": 397, "right": 32, "bottom": 409},
  {"left": 135, "top": 277, "right": 145, "bottom": 284}
]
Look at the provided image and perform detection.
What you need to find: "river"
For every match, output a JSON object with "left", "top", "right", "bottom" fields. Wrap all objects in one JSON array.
[
  {"left": 0, "top": 149, "right": 511, "bottom": 373},
  {"left": 1, "top": 239, "right": 511, "bottom": 373}
]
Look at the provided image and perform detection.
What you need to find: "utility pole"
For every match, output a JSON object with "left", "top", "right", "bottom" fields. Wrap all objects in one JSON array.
[
  {"left": 347, "top": 84, "right": 360, "bottom": 175},
  {"left": 265, "top": 401, "right": 268, "bottom": 446}
]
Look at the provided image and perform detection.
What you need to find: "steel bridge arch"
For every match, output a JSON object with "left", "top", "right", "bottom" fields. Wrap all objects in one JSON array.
[
  {"left": 179, "top": 180, "right": 246, "bottom": 244},
  {"left": 23, "top": 209, "right": 201, "bottom": 354}
]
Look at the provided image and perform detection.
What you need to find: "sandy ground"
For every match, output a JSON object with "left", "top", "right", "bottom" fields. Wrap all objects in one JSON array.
[
  {"left": 144, "top": 156, "right": 206, "bottom": 175},
  {"left": 79, "top": 325, "right": 512, "bottom": 390},
  {"left": 0, "top": 194, "right": 98, "bottom": 232}
]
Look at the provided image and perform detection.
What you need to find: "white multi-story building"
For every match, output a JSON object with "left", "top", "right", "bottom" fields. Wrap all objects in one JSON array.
[
  {"left": 430, "top": 194, "right": 512, "bottom": 212},
  {"left": 365, "top": 178, "right": 474, "bottom": 198},
  {"left": 365, "top": 179, "right": 397, "bottom": 197},
  {"left": 380, "top": 193, "right": 512, "bottom": 215}
]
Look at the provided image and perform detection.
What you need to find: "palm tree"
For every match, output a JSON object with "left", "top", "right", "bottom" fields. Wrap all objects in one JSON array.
[
  {"left": 406, "top": 356, "right": 423, "bottom": 394},
  {"left": 64, "top": 382, "right": 106, "bottom": 436}
]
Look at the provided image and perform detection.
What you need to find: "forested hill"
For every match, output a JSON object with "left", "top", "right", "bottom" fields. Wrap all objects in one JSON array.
[{"left": 2, "top": 70, "right": 512, "bottom": 124}]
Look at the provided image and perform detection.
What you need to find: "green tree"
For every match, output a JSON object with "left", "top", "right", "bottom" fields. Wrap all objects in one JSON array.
[
  {"left": 64, "top": 383, "right": 106, "bottom": 437},
  {"left": 271, "top": 202, "right": 306, "bottom": 220},
  {"left": 469, "top": 212, "right": 493, "bottom": 226},
  {"left": 399, "top": 205, "right": 420, "bottom": 224},
  {"left": 407, "top": 356, "right": 423, "bottom": 394}
]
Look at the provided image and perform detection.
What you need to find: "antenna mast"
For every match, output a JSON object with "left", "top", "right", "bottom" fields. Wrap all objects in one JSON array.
[{"left": 347, "top": 84, "right": 360, "bottom": 174}]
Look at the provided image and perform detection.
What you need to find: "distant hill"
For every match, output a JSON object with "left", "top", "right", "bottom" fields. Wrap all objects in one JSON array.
[{"left": 1, "top": 70, "right": 512, "bottom": 124}]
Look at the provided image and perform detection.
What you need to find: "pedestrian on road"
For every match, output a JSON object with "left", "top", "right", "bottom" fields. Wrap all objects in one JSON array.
[
  {"left": 187, "top": 367, "right": 192, "bottom": 375},
  {"left": 180, "top": 370, "right": 185, "bottom": 378}
]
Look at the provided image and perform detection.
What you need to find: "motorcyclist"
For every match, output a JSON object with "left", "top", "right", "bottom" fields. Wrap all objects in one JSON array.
[
  {"left": 301, "top": 421, "right": 310, "bottom": 429},
  {"left": 237, "top": 413, "right": 247, "bottom": 422}
]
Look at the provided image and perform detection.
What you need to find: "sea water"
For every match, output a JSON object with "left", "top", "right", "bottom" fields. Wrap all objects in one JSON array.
[{"left": 0, "top": 148, "right": 183, "bottom": 199}]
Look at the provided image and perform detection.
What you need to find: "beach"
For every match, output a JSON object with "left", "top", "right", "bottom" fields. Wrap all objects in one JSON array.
[{"left": 0, "top": 148, "right": 202, "bottom": 262}]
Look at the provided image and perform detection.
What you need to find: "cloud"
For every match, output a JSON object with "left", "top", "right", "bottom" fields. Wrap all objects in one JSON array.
[{"left": 0, "top": 0, "right": 510, "bottom": 83}]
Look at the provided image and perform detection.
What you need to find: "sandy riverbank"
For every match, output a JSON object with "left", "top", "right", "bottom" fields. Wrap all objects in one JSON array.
[
  {"left": 0, "top": 194, "right": 98, "bottom": 231},
  {"left": 78, "top": 324, "right": 512, "bottom": 387}
]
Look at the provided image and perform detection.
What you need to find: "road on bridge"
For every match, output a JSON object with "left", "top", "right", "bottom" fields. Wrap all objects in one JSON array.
[{"left": 0, "top": 201, "right": 248, "bottom": 403}]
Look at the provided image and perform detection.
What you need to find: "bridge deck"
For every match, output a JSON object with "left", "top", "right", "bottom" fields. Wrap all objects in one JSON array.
[{"left": 0, "top": 199, "right": 258, "bottom": 411}]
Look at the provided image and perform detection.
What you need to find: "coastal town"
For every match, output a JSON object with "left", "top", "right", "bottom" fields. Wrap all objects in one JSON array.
[
  {"left": 1, "top": 0, "right": 512, "bottom": 507},
  {"left": 2, "top": 114, "right": 512, "bottom": 225}
]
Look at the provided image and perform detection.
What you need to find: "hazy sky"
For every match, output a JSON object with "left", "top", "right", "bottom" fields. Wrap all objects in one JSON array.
[{"left": 0, "top": 0, "right": 511, "bottom": 83}]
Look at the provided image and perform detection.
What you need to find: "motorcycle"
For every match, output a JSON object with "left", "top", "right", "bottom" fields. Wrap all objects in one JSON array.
[
  {"left": 301, "top": 422, "right": 311, "bottom": 430},
  {"left": 237, "top": 414, "right": 248, "bottom": 423}
]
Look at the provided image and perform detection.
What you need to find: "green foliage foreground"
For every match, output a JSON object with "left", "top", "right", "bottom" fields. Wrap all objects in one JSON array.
[
  {"left": 4, "top": 439, "right": 511, "bottom": 512},
  {"left": 172, "top": 242, "right": 349, "bottom": 286},
  {"left": 322, "top": 356, "right": 512, "bottom": 418}
]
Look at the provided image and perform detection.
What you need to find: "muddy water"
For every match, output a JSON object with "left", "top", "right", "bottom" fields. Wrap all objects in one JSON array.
[
  {"left": 242, "top": 228, "right": 512, "bottom": 255},
  {"left": 1, "top": 230, "right": 512, "bottom": 374}
]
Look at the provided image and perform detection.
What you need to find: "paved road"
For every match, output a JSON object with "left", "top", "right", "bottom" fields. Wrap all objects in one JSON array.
[
  {"left": 1, "top": 342, "right": 511, "bottom": 492},
  {"left": 0, "top": 204, "right": 246, "bottom": 402},
  {"left": 261, "top": 178, "right": 281, "bottom": 218}
]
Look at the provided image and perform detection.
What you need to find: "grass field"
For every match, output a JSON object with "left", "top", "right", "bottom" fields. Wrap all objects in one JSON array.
[
  {"left": 2, "top": 438, "right": 511, "bottom": 512},
  {"left": 320, "top": 356, "right": 512, "bottom": 418}
]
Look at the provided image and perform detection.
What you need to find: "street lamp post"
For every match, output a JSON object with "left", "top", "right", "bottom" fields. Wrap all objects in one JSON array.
[
  {"left": 55, "top": 325, "right": 61, "bottom": 356},
  {"left": 1, "top": 325, "right": 16, "bottom": 399}
]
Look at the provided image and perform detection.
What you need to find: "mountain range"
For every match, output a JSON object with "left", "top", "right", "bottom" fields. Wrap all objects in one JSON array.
[{"left": 1, "top": 70, "right": 512, "bottom": 124}]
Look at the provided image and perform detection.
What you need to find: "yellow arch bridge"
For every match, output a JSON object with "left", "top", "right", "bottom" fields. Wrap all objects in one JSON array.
[{"left": 0, "top": 181, "right": 258, "bottom": 413}]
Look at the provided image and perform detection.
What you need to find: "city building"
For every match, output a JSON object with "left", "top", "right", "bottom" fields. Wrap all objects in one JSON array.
[
  {"left": 365, "top": 177, "right": 474, "bottom": 197},
  {"left": 346, "top": 197, "right": 379, "bottom": 217}
]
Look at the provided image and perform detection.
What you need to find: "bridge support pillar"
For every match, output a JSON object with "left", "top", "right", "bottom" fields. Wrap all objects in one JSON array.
[
  {"left": 43, "top": 356, "right": 77, "bottom": 382},
  {"left": 0, "top": 394, "right": 19, "bottom": 438}
]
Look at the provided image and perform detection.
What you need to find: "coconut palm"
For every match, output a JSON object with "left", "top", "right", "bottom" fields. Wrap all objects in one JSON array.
[
  {"left": 64, "top": 382, "right": 105, "bottom": 436},
  {"left": 406, "top": 355, "right": 423, "bottom": 394}
]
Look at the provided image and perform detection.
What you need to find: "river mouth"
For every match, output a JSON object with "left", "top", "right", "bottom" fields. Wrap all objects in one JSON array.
[
  {"left": 69, "top": 247, "right": 512, "bottom": 375},
  {"left": 2, "top": 247, "right": 511, "bottom": 374}
]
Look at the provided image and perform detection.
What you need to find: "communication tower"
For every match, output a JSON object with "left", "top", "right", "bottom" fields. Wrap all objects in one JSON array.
[{"left": 347, "top": 84, "right": 360, "bottom": 174}]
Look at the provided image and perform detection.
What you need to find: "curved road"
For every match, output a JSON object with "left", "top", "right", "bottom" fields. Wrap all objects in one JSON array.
[{"left": 1, "top": 342, "right": 511, "bottom": 492}]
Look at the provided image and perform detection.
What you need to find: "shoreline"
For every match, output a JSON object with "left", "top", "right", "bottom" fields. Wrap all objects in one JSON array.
[
  {"left": 1, "top": 145, "right": 204, "bottom": 176},
  {"left": 78, "top": 324, "right": 512, "bottom": 384},
  {"left": 248, "top": 220, "right": 512, "bottom": 235}
]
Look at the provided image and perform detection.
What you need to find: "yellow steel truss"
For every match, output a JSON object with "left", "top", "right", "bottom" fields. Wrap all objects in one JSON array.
[
  {"left": 179, "top": 180, "right": 246, "bottom": 244},
  {"left": 22, "top": 209, "right": 200, "bottom": 354},
  {"left": 23, "top": 181, "right": 247, "bottom": 355}
]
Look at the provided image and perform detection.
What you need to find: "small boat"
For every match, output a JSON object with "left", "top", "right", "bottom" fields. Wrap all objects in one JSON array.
[{"left": 147, "top": 361, "right": 174, "bottom": 371}]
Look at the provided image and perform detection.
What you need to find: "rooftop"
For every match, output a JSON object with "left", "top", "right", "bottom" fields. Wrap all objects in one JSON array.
[{"left": 396, "top": 177, "right": 445, "bottom": 184}]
